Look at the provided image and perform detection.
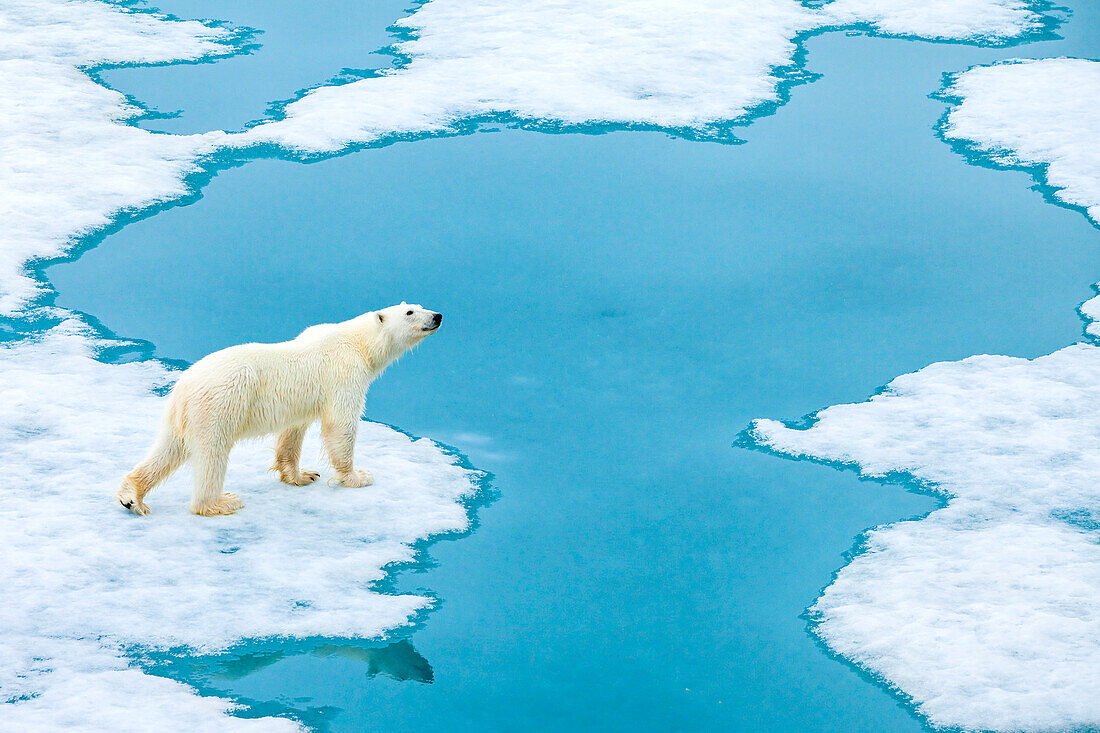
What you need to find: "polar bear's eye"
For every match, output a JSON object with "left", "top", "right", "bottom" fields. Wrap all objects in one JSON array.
[{"left": 406, "top": 310, "right": 413, "bottom": 316}]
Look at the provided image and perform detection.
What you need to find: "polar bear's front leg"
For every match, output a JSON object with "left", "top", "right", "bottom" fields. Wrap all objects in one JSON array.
[
  {"left": 189, "top": 446, "right": 244, "bottom": 516},
  {"left": 322, "top": 415, "right": 374, "bottom": 488},
  {"left": 271, "top": 424, "right": 320, "bottom": 486}
]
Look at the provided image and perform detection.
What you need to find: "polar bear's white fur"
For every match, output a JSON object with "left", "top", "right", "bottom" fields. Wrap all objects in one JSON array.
[{"left": 117, "top": 303, "right": 443, "bottom": 517}]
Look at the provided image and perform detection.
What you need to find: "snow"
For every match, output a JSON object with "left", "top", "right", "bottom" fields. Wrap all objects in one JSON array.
[
  {"left": 942, "top": 58, "right": 1100, "bottom": 336},
  {"left": 0, "top": 0, "right": 236, "bottom": 314},
  {"left": 751, "top": 345, "right": 1100, "bottom": 731},
  {"left": 0, "top": 12, "right": 481, "bottom": 726},
  {"left": 0, "top": 0, "right": 1053, "bottom": 314},
  {"left": 2, "top": 638, "right": 303, "bottom": 732},
  {"left": 743, "top": 49, "right": 1100, "bottom": 733},
  {"left": 944, "top": 58, "right": 1100, "bottom": 226},
  {"left": 0, "top": 323, "right": 481, "bottom": 729},
  {"left": 824, "top": 0, "right": 1042, "bottom": 41},
  {"left": 231, "top": 0, "right": 1044, "bottom": 153},
  {"left": 0, "top": 0, "right": 1082, "bottom": 729}
]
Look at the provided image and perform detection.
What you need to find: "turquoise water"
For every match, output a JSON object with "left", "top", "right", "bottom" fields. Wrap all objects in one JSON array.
[{"left": 46, "top": 3, "right": 1100, "bottom": 731}]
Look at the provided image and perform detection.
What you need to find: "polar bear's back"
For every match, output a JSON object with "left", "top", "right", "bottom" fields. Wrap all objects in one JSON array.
[{"left": 167, "top": 338, "right": 343, "bottom": 442}]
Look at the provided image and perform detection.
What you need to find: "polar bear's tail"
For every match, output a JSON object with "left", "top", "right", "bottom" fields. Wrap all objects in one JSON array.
[{"left": 117, "top": 427, "right": 189, "bottom": 516}]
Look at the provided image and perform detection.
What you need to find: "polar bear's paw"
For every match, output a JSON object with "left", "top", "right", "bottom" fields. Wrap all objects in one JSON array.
[
  {"left": 117, "top": 485, "right": 151, "bottom": 516},
  {"left": 337, "top": 469, "right": 374, "bottom": 488},
  {"left": 286, "top": 468, "right": 321, "bottom": 484},
  {"left": 192, "top": 493, "right": 245, "bottom": 517},
  {"left": 276, "top": 468, "right": 320, "bottom": 486}
]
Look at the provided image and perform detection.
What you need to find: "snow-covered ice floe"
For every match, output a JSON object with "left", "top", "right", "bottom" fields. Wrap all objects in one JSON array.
[
  {"left": 750, "top": 347, "right": 1100, "bottom": 731},
  {"left": 942, "top": 58, "right": 1100, "bottom": 337},
  {"left": 230, "top": 0, "right": 1046, "bottom": 154},
  {"left": 1, "top": 2, "right": 482, "bottom": 728},
  {"left": 749, "top": 57, "right": 1100, "bottom": 731},
  {"left": 943, "top": 58, "right": 1100, "bottom": 225},
  {"left": 0, "top": 0, "right": 1049, "bottom": 315},
  {"left": 0, "top": 0, "right": 242, "bottom": 315},
  {"left": 0, "top": 0, "right": 1085, "bottom": 729},
  {"left": 0, "top": 323, "right": 482, "bottom": 730}
]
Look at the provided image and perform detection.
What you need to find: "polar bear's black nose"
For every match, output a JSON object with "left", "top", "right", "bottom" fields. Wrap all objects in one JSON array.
[{"left": 431, "top": 312, "right": 442, "bottom": 327}]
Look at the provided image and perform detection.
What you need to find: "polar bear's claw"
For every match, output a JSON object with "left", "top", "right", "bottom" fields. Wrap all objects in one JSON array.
[
  {"left": 279, "top": 469, "right": 320, "bottom": 486},
  {"left": 117, "top": 487, "right": 151, "bottom": 516},
  {"left": 290, "top": 468, "right": 321, "bottom": 484}
]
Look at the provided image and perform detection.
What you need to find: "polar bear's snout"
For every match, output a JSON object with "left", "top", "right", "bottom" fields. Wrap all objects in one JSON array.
[{"left": 399, "top": 304, "right": 441, "bottom": 333}]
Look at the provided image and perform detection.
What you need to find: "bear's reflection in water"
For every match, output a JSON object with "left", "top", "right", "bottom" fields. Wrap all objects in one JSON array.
[
  {"left": 210, "top": 639, "right": 434, "bottom": 684},
  {"left": 314, "top": 641, "right": 434, "bottom": 683},
  {"left": 134, "top": 639, "right": 433, "bottom": 728}
]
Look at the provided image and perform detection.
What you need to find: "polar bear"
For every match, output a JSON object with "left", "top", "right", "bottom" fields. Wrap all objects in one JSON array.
[{"left": 117, "top": 303, "right": 443, "bottom": 517}]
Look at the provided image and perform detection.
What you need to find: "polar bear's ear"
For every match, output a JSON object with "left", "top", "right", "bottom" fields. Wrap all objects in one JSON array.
[{"left": 377, "top": 312, "right": 385, "bottom": 324}]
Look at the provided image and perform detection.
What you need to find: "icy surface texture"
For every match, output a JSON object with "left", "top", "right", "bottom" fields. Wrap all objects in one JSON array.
[
  {"left": 744, "top": 51, "right": 1100, "bottom": 733},
  {"left": 232, "top": 0, "right": 1043, "bottom": 153},
  {"left": 0, "top": 0, "right": 1071, "bottom": 729},
  {"left": 0, "top": 0, "right": 236, "bottom": 314},
  {"left": 0, "top": 323, "right": 480, "bottom": 728},
  {"left": 944, "top": 59, "right": 1100, "bottom": 225},
  {"left": 943, "top": 58, "right": 1100, "bottom": 335},
  {"left": 752, "top": 345, "right": 1100, "bottom": 731}
]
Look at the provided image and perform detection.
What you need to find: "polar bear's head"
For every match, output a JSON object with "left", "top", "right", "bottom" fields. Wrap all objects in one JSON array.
[{"left": 374, "top": 302, "right": 443, "bottom": 349}]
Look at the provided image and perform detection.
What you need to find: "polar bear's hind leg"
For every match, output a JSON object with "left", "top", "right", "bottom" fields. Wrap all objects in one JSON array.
[
  {"left": 271, "top": 424, "right": 320, "bottom": 486},
  {"left": 118, "top": 430, "right": 188, "bottom": 516},
  {"left": 189, "top": 445, "right": 244, "bottom": 516}
]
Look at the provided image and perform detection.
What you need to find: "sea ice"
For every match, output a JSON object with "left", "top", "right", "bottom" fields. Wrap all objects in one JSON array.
[
  {"left": 752, "top": 345, "right": 1100, "bottom": 730},
  {"left": 942, "top": 58, "right": 1100, "bottom": 335},
  {"left": 0, "top": 0, "right": 1080, "bottom": 729},
  {"left": 0, "top": 0, "right": 237, "bottom": 314},
  {"left": 0, "top": 0, "right": 1049, "bottom": 315},
  {"left": 0, "top": 323, "right": 481, "bottom": 729},
  {"left": 231, "top": 0, "right": 1044, "bottom": 153},
  {"left": 750, "top": 53, "right": 1100, "bottom": 731}
]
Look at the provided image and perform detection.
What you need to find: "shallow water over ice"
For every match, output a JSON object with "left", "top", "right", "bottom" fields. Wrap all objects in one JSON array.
[{"left": 45, "top": 4, "right": 1100, "bottom": 732}]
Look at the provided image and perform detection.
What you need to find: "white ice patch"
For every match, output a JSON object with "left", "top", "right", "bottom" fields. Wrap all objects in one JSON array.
[
  {"left": 0, "top": 322, "right": 481, "bottom": 728},
  {"left": 231, "top": 0, "right": 1042, "bottom": 153},
  {"left": 0, "top": 0, "right": 236, "bottom": 315},
  {"left": 944, "top": 59, "right": 1100, "bottom": 224},
  {"left": 0, "top": 0, "right": 1048, "bottom": 315},
  {"left": 0, "top": 0, "right": 1070, "bottom": 729},
  {"left": 823, "top": 0, "right": 1042, "bottom": 41},
  {"left": 942, "top": 58, "right": 1100, "bottom": 337},
  {"left": 749, "top": 50, "right": 1100, "bottom": 732},
  {"left": 2, "top": 638, "right": 303, "bottom": 732},
  {"left": 751, "top": 345, "right": 1100, "bottom": 731}
]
